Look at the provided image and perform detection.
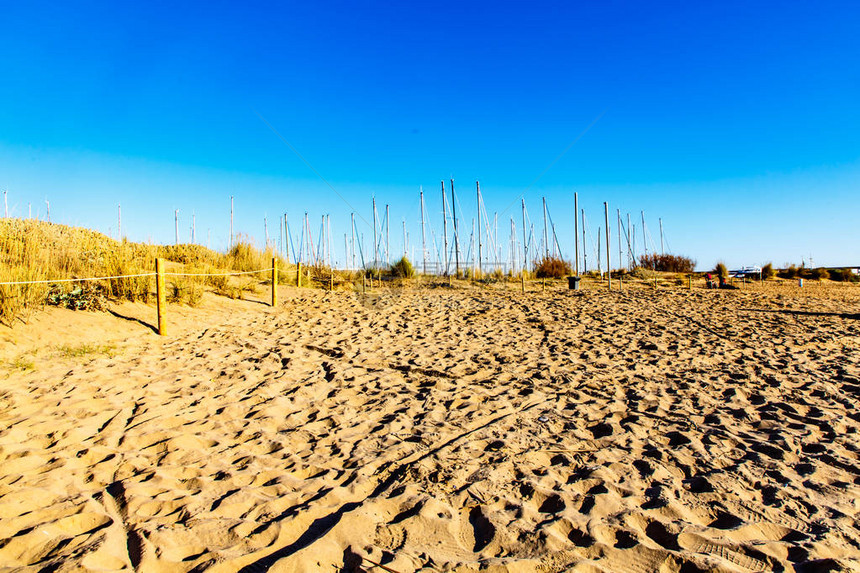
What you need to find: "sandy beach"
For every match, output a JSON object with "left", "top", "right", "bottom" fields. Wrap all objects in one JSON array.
[{"left": 1, "top": 280, "right": 859, "bottom": 572}]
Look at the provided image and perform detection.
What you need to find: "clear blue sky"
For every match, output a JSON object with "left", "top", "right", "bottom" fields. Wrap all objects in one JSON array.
[{"left": 2, "top": 1, "right": 858, "bottom": 270}]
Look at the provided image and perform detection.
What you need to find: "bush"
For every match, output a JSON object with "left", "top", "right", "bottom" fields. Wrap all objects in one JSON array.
[
  {"left": 809, "top": 267, "right": 829, "bottom": 281},
  {"left": 46, "top": 285, "right": 104, "bottom": 311},
  {"left": 390, "top": 256, "right": 415, "bottom": 278},
  {"left": 762, "top": 263, "right": 776, "bottom": 280},
  {"left": 638, "top": 253, "right": 695, "bottom": 273},
  {"left": 714, "top": 262, "right": 728, "bottom": 280},
  {"left": 780, "top": 264, "right": 798, "bottom": 279},
  {"left": 829, "top": 268, "right": 859, "bottom": 283},
  {"left": 365, "top": 265, "right": 386, "bottom": 279},
  {"left": 535, "top": 256, "right": 571, "bottom": 278}
]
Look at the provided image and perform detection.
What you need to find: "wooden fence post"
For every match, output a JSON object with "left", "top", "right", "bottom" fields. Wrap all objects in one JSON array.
[
  {"left": 297, "top": 262, "right": 302, "bottom": 287},
  {"left": 521, "top": 272, "right": 525, "bottom": 293},
  {"left": 156, "top": 258, "right": 166, "bottom": 336},
  {"left": 272, "top": 257, "right": 278, "bottom": 307}
]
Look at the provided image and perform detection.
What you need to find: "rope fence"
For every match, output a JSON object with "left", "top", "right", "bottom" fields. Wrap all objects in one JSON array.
[
  {"left": 3, "top": 257, "right": 759, "bottom": 336},
  {"left": 0, "top": 268, "right": 275, "bottom": 286},
  {"left": 161, "top": 269, "right": 272, "bottom": 277},
  {"left": 0, "top": 258, "right": 281, "bottom": 336},
  {"left": 0, "top": 273, "right": 157, "bottom": 286}
]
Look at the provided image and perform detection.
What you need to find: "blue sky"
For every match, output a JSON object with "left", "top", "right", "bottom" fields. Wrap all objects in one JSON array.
[{"left": 1, "top": 1, "right": 858, "bottom": 270}]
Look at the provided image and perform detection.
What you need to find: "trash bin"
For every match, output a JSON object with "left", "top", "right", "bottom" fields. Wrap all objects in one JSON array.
[
  {"left": 798, "top": 278, "right": 804, "bottom": 288},
  {"left": 568, "top": 276, "right": 581, "bottom": 290}
]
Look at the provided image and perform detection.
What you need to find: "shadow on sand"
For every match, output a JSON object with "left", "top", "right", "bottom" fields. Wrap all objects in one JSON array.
[
  {"left": 107, "top": 309, "right": 159, "bottom": 334},
  {"left": 742, "top": 308, "right": 860, "bottom": 320}
]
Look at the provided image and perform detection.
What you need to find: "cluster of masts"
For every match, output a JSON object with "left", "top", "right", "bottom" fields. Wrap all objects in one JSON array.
[
  {"left": 2, "top": 187, "right": 669, "bottom": 275},
  {"left": 231, "top": 182, "right": 671, "bottom": 277},
  {"left": 3, "top": 190, "right": 50, "bottom": 223}
]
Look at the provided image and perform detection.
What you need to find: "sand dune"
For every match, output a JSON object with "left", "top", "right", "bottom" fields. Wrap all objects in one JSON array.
[{"left": 1, "top": 281, "right": 859, "bottom": 572}]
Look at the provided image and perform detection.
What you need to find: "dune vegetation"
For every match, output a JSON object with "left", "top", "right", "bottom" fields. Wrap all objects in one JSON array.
[{"left": 0, "top": 219, "right": 288, "bottom": 326}]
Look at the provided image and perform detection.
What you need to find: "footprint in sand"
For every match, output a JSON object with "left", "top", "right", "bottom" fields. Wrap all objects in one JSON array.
[
  {"left": 374, "top": 523, "right": 407, "bottom": 551},
  {"left": 678, "top": 531, "right": 770, "bottom": 571}
]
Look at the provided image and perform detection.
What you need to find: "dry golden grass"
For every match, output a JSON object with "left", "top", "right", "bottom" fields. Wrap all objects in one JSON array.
[{"left": 0, "top": 219, "right": 289, "bottom": 325}]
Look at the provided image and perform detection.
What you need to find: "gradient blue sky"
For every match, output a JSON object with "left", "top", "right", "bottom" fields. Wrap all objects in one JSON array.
[{"left": 1, "top": 1, "right": 858, "bottom": 269}]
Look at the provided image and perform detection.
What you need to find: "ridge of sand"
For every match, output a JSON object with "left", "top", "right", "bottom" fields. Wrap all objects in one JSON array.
[{"left": 1, "top": 282, "right": 859, "bottom": 572}]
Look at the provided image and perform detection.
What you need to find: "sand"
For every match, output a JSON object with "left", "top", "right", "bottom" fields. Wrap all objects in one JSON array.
[{"left": 1, "top": 280, "right": 859, "bottom": 572}]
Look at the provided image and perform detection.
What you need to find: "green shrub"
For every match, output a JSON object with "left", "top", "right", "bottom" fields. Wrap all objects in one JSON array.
[
  {"left": 46, "top": 285, "right": 104, "bottom": 311},
  {"left": 809, "top": 267, "right": 829, "bottom": 281},
  {"left": 762, "top": 263, "right": 776, "bottom": 280},
  {"left": 714, "top": 262, "right": 728, "bottom": 280}
]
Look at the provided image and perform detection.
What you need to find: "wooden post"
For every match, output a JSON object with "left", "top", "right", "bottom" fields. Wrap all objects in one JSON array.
[
  {"left": 521, "top": 272, "right": 525, "bottom": 293},
  {"left": 271, "top": 257, "right": 278, "bottom": 307},
  {"left": 362, "top": 272, "right": 366, "bottom": 293},
  {"left": 297, "top": 262, "right": 302, "bottom": 287},
  {"left": 689, "top": 275, "right": 692, "bottom": 290},
  {"left": 156, "top": 258, "right": 166, "bottom": 336},
  {"left": 330, "top": 269, "right": 334, "bottom": 291}
]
